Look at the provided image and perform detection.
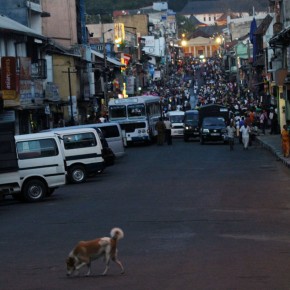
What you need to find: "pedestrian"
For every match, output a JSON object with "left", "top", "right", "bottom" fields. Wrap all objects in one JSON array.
[
  {"left": 163, "top": 117, "right": 172, "bottom": 145},
  {"left": 238, "top": 116, "right": 245, "bottom": 144},
  {"left": 155, "top": 117, "right": 166, "bottom": 145},
  {"left": 270, "top": 108, "right": 278, "bottom": 134},
  {"left": 226, "top": 121, "right": 236, "bottom": 151},
  {"left": 281, "top": 124, "right": 290, "bottom": 157},
  {"left": 259, "top": 109, "right": 268, "bottom": 134},
  {"left": 240, "top": 122, "right": 251, "bottom": 150}
]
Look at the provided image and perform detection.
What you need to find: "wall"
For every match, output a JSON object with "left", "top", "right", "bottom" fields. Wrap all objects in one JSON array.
[
  {"left": 41, "top": 0, "right": 78, "bottom": 48},
  {"left": 113, "top": 15, "right": 149, "bottom": 37}
]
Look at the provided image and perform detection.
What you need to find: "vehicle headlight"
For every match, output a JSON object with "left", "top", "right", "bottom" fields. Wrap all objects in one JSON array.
[
  {"left": 142, "top": 129, "right": 146, "bottom": 133},
  {"left": 138, "top": 129, "right": 141, "bottom": 133},
  {"left": 203, "top": 129, "right": 209, "bottom": 133},
  {"left": 221, "top": 129, "right": 227, "bottom": 133},
  {"left": 185, "top": 126, "right": 189, "bottom": 130}
]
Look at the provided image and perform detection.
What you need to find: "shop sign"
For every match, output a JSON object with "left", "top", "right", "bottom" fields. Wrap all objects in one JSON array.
[
  {"left": 0, "top": 110, "right": 15, "bottom": 123},
  {"left": 1, "top": 57, "right": 20, "bottom": 100},
  {"left": 126, "top": 76, "right": 135, "bottom": 95}
]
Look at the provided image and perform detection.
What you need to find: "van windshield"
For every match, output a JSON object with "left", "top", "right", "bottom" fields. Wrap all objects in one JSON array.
[
  {"left": 185, "top": 114, "right": 199, "bottom": 125},
  {"left": 203, "top": 117, "right": 225, "bottom": 126},
  {"left": 169, "top": 115, "right": 184, "bottom": 123}
]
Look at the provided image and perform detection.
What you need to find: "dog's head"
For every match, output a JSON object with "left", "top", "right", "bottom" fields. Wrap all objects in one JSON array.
[{"left": 66, "top": 257, "right": 76, "bottom": 276}]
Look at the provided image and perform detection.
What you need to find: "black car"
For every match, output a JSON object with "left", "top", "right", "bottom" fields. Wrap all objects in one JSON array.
[
  {"left": 183, "top": 110, "right": 199, "bottom": 141},
  {"left": 200, "top": 116, "right": 227, "bottom": 144}
]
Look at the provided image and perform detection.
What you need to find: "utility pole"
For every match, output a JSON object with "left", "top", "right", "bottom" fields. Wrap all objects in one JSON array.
[
  {"left": 102, "top": 29, "right": 112, "bottom": 110},
  {"left": 62, "top": 67, "right": 77, "bottom": 125}
]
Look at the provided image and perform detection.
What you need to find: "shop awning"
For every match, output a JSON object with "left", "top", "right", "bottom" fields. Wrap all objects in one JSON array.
[
  {"left": 269, "top": 25, "right": 290, "bottom": 47},
  {"left": 91, "top": 49, "right": 124, "bottom": 67},
  {"left": 0, "top": 14, "right": 46, "bottom": 40}
]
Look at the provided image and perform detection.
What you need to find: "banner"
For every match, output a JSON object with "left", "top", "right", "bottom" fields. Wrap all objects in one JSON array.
[{"left": 1, "top": 57, "right": 20, "bottom": 100}]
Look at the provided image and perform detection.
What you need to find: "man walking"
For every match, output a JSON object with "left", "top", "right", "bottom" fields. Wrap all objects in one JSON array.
[
  {"left": 163, "top": 117, "right": 172, "bottom": 145},
  {"left": 240, "top": 122, "right": 251, "bottom": 150},
  {"left": 226, "top": 121, "right": 236, "bottom": 151},
  {"left": 155, "top": 117, "right": 166, "bottom": 145}
]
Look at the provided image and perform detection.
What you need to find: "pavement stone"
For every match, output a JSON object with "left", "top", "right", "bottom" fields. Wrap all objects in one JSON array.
[{"left": 256, "top": 133, "right": 290, "bottom": 169}]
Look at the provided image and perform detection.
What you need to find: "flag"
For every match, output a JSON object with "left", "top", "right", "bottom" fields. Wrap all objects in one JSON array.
[{"left": 249, "top": 18, "right": 257, "bottom": 61}]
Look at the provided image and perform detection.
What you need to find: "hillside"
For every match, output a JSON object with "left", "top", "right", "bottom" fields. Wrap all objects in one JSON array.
[
  {"left": 85, "top": 0, "right": 188, "bottom": 15},
  {"left": 85, "top": 0, "right": 269, "bottom": 15}
]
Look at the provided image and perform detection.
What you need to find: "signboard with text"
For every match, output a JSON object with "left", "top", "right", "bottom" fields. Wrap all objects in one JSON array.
[{"left": 1, "top": 57, "right": 20, "bottom": 100}]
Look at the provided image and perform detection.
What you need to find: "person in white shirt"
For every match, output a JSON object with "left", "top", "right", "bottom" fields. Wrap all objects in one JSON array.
[
  {"left": 239, "top": 123, "right": 251, "bottom": 149},
  {"left": 226, "top": 121, "right": 236, "bottom": 151}
]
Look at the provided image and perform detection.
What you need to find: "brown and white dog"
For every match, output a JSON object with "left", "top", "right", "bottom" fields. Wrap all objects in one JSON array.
[{"left": 66, "top": 227, "right": 124, "bottom": 276}]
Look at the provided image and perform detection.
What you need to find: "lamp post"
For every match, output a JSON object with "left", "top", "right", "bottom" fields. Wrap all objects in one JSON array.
[{"left": 103, "top": 28, "right": 113, "bottom": 109}]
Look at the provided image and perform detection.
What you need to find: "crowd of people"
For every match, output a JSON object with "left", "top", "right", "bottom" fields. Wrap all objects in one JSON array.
[{"left": 145, "top": 55, "right": 289, "bottom": 152}]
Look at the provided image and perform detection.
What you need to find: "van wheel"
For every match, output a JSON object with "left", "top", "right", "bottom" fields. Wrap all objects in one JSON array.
[
  {"left": 69, "top": 165, "right": 87, "bottom": 184},
  {"left": 22, "top": 179, "right": 47, "bottom": 202}
]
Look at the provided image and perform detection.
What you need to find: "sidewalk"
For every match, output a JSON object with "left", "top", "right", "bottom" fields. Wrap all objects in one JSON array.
[{"left": 256, "top": 133, "right": 290, "bottom": 169}]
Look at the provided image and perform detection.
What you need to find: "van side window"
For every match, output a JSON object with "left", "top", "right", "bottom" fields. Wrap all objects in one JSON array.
[
  {"left": 17, "top": 138, "right": 59, "bottom": 159},
  {"left": 63, "top": 133, "right": 96, "bottom": 150},
  {"left": 99, "top": 126, "right": 119, "bottom": 138}
]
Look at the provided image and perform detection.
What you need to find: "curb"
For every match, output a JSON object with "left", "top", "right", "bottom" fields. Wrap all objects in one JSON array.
[{"left": 256, "top": 138, "right": 290, "bottom": 169}]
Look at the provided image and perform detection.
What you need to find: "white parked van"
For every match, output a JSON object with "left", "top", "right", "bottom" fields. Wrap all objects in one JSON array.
[
  {"left": 93, "top": 122, "right": 125, "bottom": 158},
  {"left": 166, "top": 111, "right": 185, "bottom": 137},
  {"left": 0, "top": 131, "right": 66, "bottom": 202},
  {"left": 47, "top": 123, "right": 125, "bottom": 159},
  {"left": 52, "top": 128, "right": 105, "bottom": 184}
]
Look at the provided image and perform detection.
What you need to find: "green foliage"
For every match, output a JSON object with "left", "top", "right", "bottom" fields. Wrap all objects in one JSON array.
[{"left": 176, "top": 15, "right": 196, "bottom": 38}]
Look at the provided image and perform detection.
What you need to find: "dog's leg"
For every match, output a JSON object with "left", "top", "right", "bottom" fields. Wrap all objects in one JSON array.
[
  {"left": 75, "top": 261, "right": 87, "bottom": 273},
  {"left": 112, "top": 256, "right": 124, "bottom": 274},
  {"left": 102, "top": 253, "right": 110, "bottom": 276},
  {"left": 85, "top": 261, "right": 91, "bottom": 276}
]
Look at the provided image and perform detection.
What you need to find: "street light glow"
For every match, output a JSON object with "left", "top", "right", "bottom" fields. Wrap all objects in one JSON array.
[{"left": 181, "top": 39, "right": 187, "bottom": 46}]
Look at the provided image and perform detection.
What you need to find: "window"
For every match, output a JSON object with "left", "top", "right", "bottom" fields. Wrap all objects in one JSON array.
[
  {"left": 109, "top": 105, "right": 126, "bottom": 118},
  {"left": 63, "top": 133, "right": 96, "bottom": 150},
  {"left": 17, "top": 138, "right": 58, "bottom": 159},
  {"left": 128, "top": 104, "right": 145, "bottom": 118},
  {"left": 99, "top": 126, "right": 120, "bottom": 138}
]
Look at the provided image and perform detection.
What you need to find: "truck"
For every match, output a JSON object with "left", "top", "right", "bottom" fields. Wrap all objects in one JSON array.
[{"left": 198, "top": 104, "right": 229, "bottom": 144}]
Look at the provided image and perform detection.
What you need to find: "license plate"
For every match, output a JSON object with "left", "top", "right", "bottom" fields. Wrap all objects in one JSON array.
[{"left": 211, "top": 133, "right": 220, "bottom": 136}]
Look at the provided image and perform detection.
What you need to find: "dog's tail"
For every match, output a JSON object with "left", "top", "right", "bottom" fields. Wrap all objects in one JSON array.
[{"left": 110, "top": 227, "right": 124, "bottom": 240}]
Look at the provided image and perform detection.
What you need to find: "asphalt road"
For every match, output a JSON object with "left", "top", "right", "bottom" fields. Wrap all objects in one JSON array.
[{"left": 1, "top": 138, "right": 290, "bottom": 290}]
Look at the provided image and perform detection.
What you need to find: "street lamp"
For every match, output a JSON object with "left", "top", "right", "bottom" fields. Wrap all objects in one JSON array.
[{"left": 102, "top": 28, "right": 113, "bottom": 109}]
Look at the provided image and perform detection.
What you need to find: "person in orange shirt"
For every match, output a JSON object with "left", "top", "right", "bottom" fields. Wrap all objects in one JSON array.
[
  {"left": 249, "top": 110, "right": 255, "bottom": 125},
  {"left": 281, "top": 125, "right": 290, "bottom": 157}
]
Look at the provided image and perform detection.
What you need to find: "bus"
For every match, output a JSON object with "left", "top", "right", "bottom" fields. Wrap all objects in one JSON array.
[{"left": 108, "top": 96, "right": 161, "bottom": 145}]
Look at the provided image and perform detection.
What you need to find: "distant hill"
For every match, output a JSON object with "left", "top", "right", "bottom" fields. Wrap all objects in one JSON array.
[
  {"left": 85, "top": 0, "right": 269, "bottom": 15},
  {"left": 181, "top": 0, "right": 269, "bottom": 14},
  {"left": 85, "top": 0, "right": 188, "bottom": 15}
]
